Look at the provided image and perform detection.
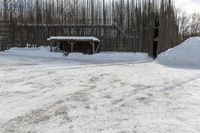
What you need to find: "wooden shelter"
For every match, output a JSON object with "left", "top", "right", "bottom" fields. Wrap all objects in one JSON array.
[{"left": 47, "top": 36, "right": 101, "bottom": 54}]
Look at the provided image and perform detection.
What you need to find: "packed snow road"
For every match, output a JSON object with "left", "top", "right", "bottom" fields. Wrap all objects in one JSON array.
[{"left": 1, "top": 48, "right": 200, "bottom": 132}]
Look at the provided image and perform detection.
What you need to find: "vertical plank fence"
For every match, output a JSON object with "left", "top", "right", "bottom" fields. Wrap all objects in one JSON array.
[
  {"left": 11, "top": 24, "right": 155, "bottom": 56},
  {"left": 0, "top": 21, "right": 10, "bottom": 51}
]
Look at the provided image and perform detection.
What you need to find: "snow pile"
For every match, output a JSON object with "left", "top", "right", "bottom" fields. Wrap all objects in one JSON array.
[
  {"left": 2, "top": 47, "right": 152, "bottom": 63},
  {"left": 157, "top": 37, "right": 200, "bottom": 66}
]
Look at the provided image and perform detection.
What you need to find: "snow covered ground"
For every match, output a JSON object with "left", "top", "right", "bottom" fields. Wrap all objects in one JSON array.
[{"left": 1, "top": 40, "right": 200, "bottom": 133}]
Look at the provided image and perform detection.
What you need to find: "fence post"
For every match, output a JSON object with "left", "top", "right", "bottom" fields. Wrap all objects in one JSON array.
[{"left": 153, "top": 17, "right": 159, "bottom": 59}]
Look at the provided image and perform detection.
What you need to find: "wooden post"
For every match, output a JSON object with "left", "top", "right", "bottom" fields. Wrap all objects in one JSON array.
[
  {"left": 71, "top": 44, "right": 73, "bottom": 52},
  {"left": 67, "top": 41, "right": 77, "bottom": 53},
  {"left": 50, "top": 41, "right": 53, "bottom": 52},
  {"left": 92, "top": 41, "right": 95, "bottom": 54},
  {"left": 153, "top": 17, "right": 159, "bottom": 59},
  {"left": 95, "top": 43, "right": 101, "bottom": 53},
  {"left": 153, "top": 38, "right": 158, "bottom": 59},
  {"left": 89, "top": 41, "right": 95, "bottom": 54}
]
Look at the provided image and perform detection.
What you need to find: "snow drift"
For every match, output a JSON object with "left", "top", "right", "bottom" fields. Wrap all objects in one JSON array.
[
  {"left": 156, "top": 37, "right": 200, "bottom": 66},
  {"left": 2, "top": 47, "right": 152, "bottom": 63}
]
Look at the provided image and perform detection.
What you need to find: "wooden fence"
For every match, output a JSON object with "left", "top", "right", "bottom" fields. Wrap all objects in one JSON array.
[
  {"left": 10, "top": 24, "right": 155, "bottom": 56},
  {"left": 0, "top": 21, "right": 10, "bottom": 51},
  {"left": 0, "top": 21, "right": 178, "bottom": 58}
]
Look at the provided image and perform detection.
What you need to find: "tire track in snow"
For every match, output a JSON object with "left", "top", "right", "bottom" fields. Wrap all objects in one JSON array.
[
  {"left": 0, "top": 75, "right": 100, "bottom": 133},
  {"left": 162, "top": 74, "right": 200, "bottom": 91}
]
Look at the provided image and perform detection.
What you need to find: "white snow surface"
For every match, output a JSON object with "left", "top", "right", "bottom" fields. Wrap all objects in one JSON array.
[
  {"left": 2, "top": 47, "right": 151, "bottom": 63},
  {"left": 47, "top": 36, "right": 100, "bottom": 42},
  {"left": 0, "top": 46, "right": 200, "bottom": 133},
  {"left": 157, "top": 37, "right": 200, "bottom": 66}
]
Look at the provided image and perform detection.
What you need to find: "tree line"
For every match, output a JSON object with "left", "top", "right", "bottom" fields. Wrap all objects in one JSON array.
[
  {"left": 177, "top": 10, "right": 200, "bottom": 42},
  {"left": 2, "top": 0, "right": 161, "bottom": 26}
]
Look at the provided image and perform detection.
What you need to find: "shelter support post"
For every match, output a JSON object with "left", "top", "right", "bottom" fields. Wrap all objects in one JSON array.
[
  {"left": 66, "top": 41, "right": 77, "bottom": 53},
  {"left": 95, "top": 43, "right": 101, "bottom": 53},
  {"left": 71, "top": 44, "right": 73, "bottom": 52},
  {"left": 50, "top": 41, "right": 53, "bottom": 52},
  {"left": 89, "top": 41, "right": 95, "bottom": 54}
]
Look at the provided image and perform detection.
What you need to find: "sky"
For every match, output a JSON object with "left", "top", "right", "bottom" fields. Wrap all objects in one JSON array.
[
  {"left": 0, "top": 0, "right": 199, "bottom": 14},
  {"left": 175, "top": 0, "right": 200, "bottom": 13}
]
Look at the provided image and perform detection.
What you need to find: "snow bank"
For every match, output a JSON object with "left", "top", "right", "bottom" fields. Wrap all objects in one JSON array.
[
  {"left": 2, "top": 47, "right": 152, "bottom": 63},
  {"left": 156, "top": 37, "right": 200, "bottom": 66}
]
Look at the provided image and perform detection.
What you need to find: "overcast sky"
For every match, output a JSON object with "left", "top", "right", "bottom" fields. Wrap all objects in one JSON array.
[{"left": 175, "top": 0, "right": 200, "bottom": 13}]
